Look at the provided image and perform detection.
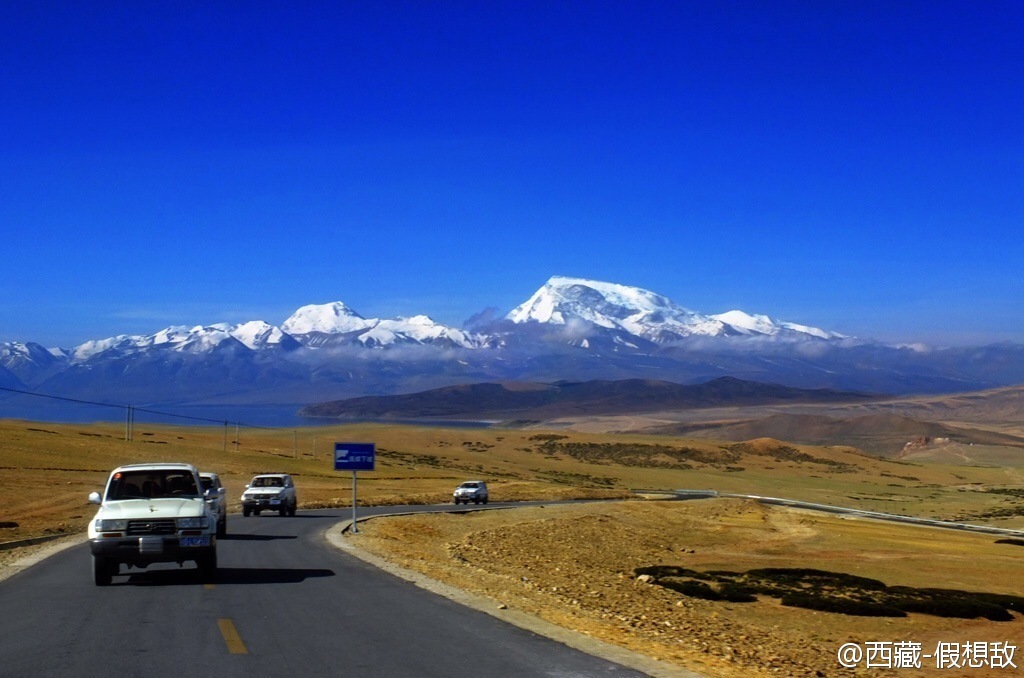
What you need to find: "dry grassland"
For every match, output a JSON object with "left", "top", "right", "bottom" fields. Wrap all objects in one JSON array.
[
  {"left": 3, "top": 417, "right": 1024, "bottom": 542},
  {"left": 351, "top": 500, "right": 1024, "bottom": 677},
  {"left": 3, "top": 417, "right": 1024, "bottom": 675}
]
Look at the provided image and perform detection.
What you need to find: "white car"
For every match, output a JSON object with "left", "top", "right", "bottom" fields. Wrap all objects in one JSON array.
[
  {"left": 453, "top": 480, "right": 489, "bottom": 505},
  {"left": 241, "top": 473, "right": 297, "bottom": 516},
  {"left": 199, "top": 472, "right": 228, "bottom": 537},
  {"left": 88, "top": 462, "right": 218, "bottom": 585}
]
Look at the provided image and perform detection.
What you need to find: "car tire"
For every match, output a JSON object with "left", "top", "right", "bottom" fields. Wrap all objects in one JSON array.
[
  {"left": 289, "top": 500, "right": 297, "bottom": 516},
  {"left": 483, "top": 497, "right": 488, "bottom": 504},
  {"left": 217, "top": 516, "right": 227, "bottom": 537},
  {"left": 243, "top": 506, "right": 251, "bottom": 517},
  {"left": 254, "top": 509, "right": 261, "bottom": 516},
  {"left": 92, "top": 555, "right": 114, "bottom": 586},
  {"left": 279, "top": 505, "right": 287, "bottom": 516},
  {"left": 198, "top": 551, "right": 217, "bottom": 583}
]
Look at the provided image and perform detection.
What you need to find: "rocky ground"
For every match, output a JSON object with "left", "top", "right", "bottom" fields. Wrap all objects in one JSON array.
[{"left": 349, "top": 500, "right": 860, "bottom": 677}]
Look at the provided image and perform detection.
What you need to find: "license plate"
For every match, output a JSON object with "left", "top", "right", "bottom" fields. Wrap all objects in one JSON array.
[
  {"left": 270, "top": 499, "right": 281, "bottom": 504},
  {"left": 180, "top": 536, "right": 210, "bottom": 547}
]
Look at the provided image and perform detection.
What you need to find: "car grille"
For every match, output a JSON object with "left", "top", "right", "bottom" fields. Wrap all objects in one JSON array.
[{"left": 126, "top": 519, "right": 176, "bottom": 535}]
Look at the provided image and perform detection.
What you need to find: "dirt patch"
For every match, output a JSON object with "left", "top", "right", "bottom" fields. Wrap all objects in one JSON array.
[{"left": 349, "top": 499, "right": 1024, "bottom": 677}]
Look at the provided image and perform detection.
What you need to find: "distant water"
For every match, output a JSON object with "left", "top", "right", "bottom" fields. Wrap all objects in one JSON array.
[{"left": 0, "top": 399, "right": 492, "bottom": 430}]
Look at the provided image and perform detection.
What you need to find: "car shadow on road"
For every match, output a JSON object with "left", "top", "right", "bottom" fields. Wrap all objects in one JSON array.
[
  {"left": 214, "top": 567, "right": 336, "bottom": 585},
  {"left": 239, "top": 513, "right": 343, "bottom": 519},
  {"left": 118, "top": 566, "right": 335, "bottom": 586}
]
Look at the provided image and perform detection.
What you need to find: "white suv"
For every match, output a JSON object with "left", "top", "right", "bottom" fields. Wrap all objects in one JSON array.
[
  {"left": 453, "top": 480, "right": 489, "bottom": 505},
  {"left": 199, "top": 472, "right": 228, "bottom": 537},
  {"left": 241, "top": 474, "right": 297, "bottom": 516},
  {"left": 88, "top": 462, "right": 218, "bottom": 585}
]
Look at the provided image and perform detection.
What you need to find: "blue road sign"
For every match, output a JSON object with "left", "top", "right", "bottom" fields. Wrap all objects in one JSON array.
[{"left": 334, "top": 442, "right": 375, "bottom": 471}]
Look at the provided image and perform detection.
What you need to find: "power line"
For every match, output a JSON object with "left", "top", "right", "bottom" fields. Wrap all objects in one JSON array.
[{"left": 0, "top": 385, "right": 287, "bottom": 431}]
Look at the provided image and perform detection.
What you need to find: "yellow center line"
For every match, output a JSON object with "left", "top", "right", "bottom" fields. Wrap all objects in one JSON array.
[
  {"left": 217, "top": 618, "right": 249, "bottom": 655},
  {"left": 204, "top": 584, "right": 216, "bottom": 590}
]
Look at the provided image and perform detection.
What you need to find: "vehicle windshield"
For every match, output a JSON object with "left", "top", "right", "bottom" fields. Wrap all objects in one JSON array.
[
  {"left": 460, "top": 482, "right": 481, "bottom": 488},
  {"left": 252, "top": 476, "right": 283, "bottom": 487},
  {"left": 107, "top": 470, "right": 200, "bottom": 500},
  {"left": 200, "top": 477, "right": 216, "bottom": 491}
]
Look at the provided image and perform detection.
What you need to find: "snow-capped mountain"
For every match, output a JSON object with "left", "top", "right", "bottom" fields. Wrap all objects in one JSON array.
[
  {"left": 2, "top": 275, "right": 1022, "bottom": 406},
  {"left": 282, "top": 302, "right": 482, "bottom": 349},
  {"left": 0, "top": 341, "right": 67, "bottom": 384},
  {"left": 710, "top": 310, "right": 846, "bottom": 340},
  {"left": 281, "top": 302, "right": 374, "bottom": 335},
  {"left": 507, "top": 276, "right": 838, "bottom": 342}
]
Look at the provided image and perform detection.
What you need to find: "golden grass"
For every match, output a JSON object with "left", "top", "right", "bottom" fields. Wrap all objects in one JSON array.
[
  {"left": 352, "top": 500, "right": 1024, "bottom": 677},
  {"left": 3, "top": 417, "right": 1024, "bottom": 543}
]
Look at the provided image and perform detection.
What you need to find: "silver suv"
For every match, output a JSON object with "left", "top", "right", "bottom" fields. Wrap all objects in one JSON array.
[
  {"left": 87, "top": 462, "right": 218, "bottom": 585},
  {"left": 453, "top": 480, "right": 488, "bottom": 505},
  {"left": 199, "top": 472, "right": 228, "bottom": 537},
  {"left": 241, "top": 473, "right": 297, "bottom": 516}
]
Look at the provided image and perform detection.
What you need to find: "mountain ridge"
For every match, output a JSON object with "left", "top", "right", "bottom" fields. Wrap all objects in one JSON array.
[
  {"left": 1, "top": 276, "right": 1023, "bottom": 406},
  {"left": 299, "top": 376, "right": 877, "bottom": 420}
]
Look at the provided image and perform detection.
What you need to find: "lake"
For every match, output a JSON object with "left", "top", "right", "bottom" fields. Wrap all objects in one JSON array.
[{"left": 0, "top": 398, "right": 493, "bottom": 430}]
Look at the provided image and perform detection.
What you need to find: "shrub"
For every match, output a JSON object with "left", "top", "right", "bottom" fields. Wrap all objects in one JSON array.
[
  {"left": 781, "top": 592, "right": 906, "bottom": 617},
  {"left": 718, "top": 583, "right": 758, "bottom": 603},
  {"left": 746, "top": 568, "right": 887, "bottom": 591},
  {"left": 661, "top": 579, "right": 723, "bottom": 600}
]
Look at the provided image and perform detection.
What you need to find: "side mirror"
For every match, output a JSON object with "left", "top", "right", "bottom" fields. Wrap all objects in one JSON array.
[
  {"left": 203, "top": 489, "right": 212, "bottom": 499},
  {"left": 244, "top": 484, "right": 250, "bottom": 489},
  {"left": 88, "top": 492, "right": 102, "bottom": 505}
]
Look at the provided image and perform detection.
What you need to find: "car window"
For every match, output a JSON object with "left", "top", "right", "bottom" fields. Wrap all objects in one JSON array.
[{"left": 109, "top": 470, "right": 199, "bottom": 499}]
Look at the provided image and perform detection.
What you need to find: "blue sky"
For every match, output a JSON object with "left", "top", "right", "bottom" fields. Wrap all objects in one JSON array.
[{"left": 1, "top": 1, "right": 1021, "bottom": 348}]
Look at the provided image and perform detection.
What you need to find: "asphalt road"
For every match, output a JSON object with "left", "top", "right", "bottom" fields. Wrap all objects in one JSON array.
[{"left": 0, "top": 503, "right": 649, "bottom": 678}]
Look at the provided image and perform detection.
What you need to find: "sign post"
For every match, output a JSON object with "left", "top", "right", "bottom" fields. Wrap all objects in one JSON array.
[{"left": 334, "top": 442, "right": 375, "bottom": 533}]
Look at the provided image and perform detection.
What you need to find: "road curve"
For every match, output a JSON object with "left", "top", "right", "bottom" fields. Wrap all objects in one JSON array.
[{"left": 0, "top": 503, "right": 655, "bottom": 678}]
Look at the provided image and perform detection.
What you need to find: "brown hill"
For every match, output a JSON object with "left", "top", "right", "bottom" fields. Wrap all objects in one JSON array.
[
  {"left": 649, "top": 412, "right": 1024, "bottom": 456},
  {"left": 299, "top": 377, "right": 875, "bottom": 420}
]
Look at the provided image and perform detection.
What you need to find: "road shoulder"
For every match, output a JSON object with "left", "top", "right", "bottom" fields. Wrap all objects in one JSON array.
[{"left": 324, "top": 515, "right": 699, "bottom": 678}]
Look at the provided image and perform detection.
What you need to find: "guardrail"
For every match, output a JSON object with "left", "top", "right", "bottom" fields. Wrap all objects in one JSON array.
[{"left": 632, "top": 489, "right": 1024, "bottom": 539}]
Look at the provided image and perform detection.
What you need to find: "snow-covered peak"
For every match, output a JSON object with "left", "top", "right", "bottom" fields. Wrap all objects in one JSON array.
[
  {"left": 73, "top": 325, "right": 239, "bottom": 359},
  {"left": 712, "top": 310, "right": 780, "bottom": 335},
  {"left": 507, "top": 277, "right": 846, "bottom": 344},
  {"left": 151, "top": 326, "right": 192, "bottom": 346},
  {"left": 370, "top": 316, "right": 482, "bottom": 348},
  {"left": 281, "top": 302, "right": 373, "bottom": 335},
  {"left": 508, "top": 276, "right": 688, "bottom": 324},
  {"left": 229, "top": 320, "right": 293, "bottom": 350},
  {"left": 710, "top": 310, "right": 845, "bottom": 340},
  {"left": 73, "top": 334, "right": 150, "bottom": 360},
  {"left": 507, "top": 276, "right": 727, "bottom": 341},
  {"left": 0, "top": 341, "right": 49, "bottom": 361},
  {"left": 777, "top": 321, "right": 845, "bottom": 340}
]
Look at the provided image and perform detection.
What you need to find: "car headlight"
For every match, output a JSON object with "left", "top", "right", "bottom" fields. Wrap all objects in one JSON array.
[
  {"left": 95, "top": 519, "right": 128, "bottom": 531},
  {"left": 177, "top": 517, "right": 208, "bottom": 529}
]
